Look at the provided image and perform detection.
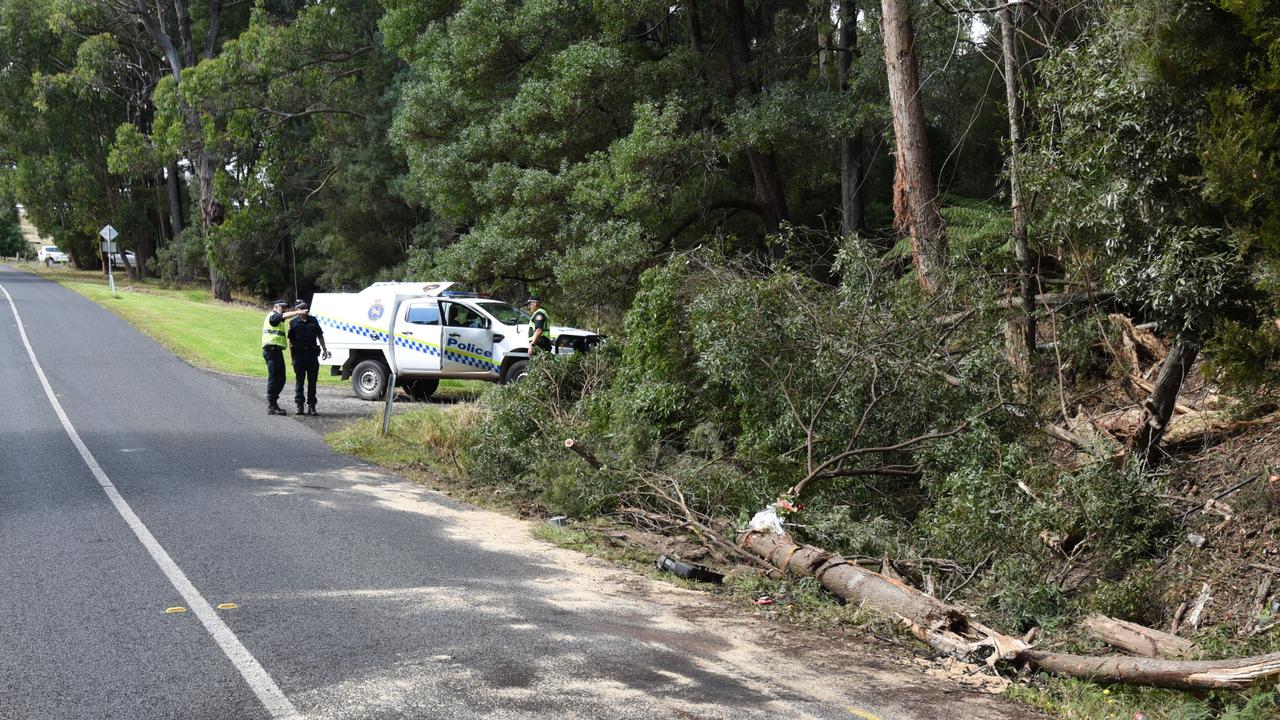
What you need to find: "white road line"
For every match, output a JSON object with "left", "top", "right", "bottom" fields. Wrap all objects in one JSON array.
[{"left": 1, "top": 282, "right": 302, "bottom": 720}]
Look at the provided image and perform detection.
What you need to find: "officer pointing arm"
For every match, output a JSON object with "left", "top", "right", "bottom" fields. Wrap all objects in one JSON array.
[{"left": 263, "top": 300, "right": 303, "bottom": 416}]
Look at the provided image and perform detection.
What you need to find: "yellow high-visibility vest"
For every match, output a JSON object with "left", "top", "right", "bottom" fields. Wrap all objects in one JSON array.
[
  {"left": 528, "top": 308, "right": 555, "bottom": 340},
  {"left": 262, "top": 313, "right": 287, "bottom": 349}
]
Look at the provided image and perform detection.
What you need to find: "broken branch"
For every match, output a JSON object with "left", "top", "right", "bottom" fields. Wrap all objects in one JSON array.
[{"left": 563, "top": 438, "right": 602, "bottom": 470}]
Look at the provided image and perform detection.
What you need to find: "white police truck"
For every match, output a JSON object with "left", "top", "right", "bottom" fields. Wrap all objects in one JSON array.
[{"left": 309, "top": 282, "right": 602, "bottom": 400}]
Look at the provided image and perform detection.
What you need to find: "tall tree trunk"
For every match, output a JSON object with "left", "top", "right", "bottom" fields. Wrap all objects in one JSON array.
[
  {"left": 1130, "top": 339, "right": 1200, "bottom": 471},
  {"left": 836, "top": 0, "right": 865, "bottom": 235},
  {"left": 1000, "top": 4, "right": 1036, "bottom": 359},
  {"left": 723, "top": 0, "right": 791, "bottom": 238},
  {"left": 196, "top": 152, "right": 231, "bottom": 301},
  {"left": 881, "top": 0, "right": 946, "bottom": 293},
  {"left": 166, "top": 161, "right": 184, "bottom": 241}
]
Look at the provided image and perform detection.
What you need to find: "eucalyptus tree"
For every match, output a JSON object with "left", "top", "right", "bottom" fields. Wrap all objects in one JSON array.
[
  {"left": 161, "top": 0, "right": 422, "bottom": 297},
  {"left": 0, "top": 0, "right": 166, "bottom": 272},
  {"left": 99, "top": 0, "right": 252, "bottom": 298}
]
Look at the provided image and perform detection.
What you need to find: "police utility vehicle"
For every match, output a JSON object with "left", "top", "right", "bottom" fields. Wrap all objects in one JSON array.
[{"left": 310, "top": 282, "right": 601, "bottom": 400}]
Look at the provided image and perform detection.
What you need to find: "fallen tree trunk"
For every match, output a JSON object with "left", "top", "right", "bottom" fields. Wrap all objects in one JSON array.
[
  {"left": 1162, "top": 409, "right": 1280, "bottom": 448},
  {"left": 739, "top": 529, "right": 1280, "bottom": 690},
  {"left": 1023, "top": 650, "right": 1280, "bottom": 691},
  {"left": 1084, "top": 614, "right": 1192, "bottom": 658}
]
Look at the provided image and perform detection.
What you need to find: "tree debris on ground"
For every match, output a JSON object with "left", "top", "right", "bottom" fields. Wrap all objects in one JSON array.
[{"left": 739, "top": 529, "right": 1280, "bottom": 691}]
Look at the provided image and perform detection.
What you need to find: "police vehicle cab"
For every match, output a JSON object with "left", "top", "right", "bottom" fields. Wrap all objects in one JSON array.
[{"left": 310, "top": 282, "right": 602, "bottom": 400}]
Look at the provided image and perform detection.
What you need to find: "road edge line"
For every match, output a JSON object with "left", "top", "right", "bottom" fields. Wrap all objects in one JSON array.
[{"left": 0, "top": 281, "right": 303, "bottom": 720}]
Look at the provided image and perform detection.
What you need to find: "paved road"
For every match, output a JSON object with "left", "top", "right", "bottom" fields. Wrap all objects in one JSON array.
[{"left": 0, "top": 265, "right": 1041, "bottom": 720}]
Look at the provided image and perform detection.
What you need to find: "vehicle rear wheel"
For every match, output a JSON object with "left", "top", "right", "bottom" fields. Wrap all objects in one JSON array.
[
  {"left": 407, "top": 379, "right": 439, "bottom": 401},
  {"left": 502, "top": 359, "right": 529, "bottom": 384},
  {"left": 351, "top": 359, "right": 389, "bottom": 400}
]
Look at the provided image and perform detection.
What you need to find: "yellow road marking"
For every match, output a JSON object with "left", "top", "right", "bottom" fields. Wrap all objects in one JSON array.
[
  {"left": 165, "top": 606, "right": 187, "bottom": 614},
  {"left": 217, "top": 603, "right": 239, "bottom": 610},
  {"left": 848, "top": 708, "right": 883, "bottom": 720}
]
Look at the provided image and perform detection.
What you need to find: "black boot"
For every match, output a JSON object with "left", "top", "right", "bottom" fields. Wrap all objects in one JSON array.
[
  {"left": 296, "top": 402, "right": 305, "bottom": 416},
  {"left": 270, "top": 403, "right": 287, "bottom": 416},
  {"left": 307, "top": 405, "right": 318, "bottom": 416}
]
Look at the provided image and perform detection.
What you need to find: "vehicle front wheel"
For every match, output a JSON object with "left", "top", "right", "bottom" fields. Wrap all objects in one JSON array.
[
  {"left": 502, "top": 359, "right": 529, "bottom": 384},
  {"left": 351, "top": 359, "right": 389, "bottom": 400},
  {"left": 406, "top": 378, "right": 439, "bottom": 401}
]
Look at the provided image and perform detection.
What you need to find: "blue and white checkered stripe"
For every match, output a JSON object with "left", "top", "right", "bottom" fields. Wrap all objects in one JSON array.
[
  {"left": 315, "top": 314, "right": 441, "bottom": 359},
  {"left": 315, "top": 314, "right": 499, "bottom": 374},
  {"left": 443, "top": 348, "right": 499, "bottom": 373}
]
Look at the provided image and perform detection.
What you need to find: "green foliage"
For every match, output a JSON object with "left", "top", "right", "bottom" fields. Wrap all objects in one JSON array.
[
  {"left": 1026, "top": 0, "right": 1278, "bottom": 351},
  {"left": 0, "top": 207, "right": 27, "bottom": 258}
]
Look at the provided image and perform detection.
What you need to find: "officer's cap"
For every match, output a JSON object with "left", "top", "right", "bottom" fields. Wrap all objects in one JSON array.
[
  {"left": 272, "top": 299, "right": 288, "bottom": 307},
  {"left": 294, "top": 300, "right": 309, "bottom": 310},
  {"left": 526, "top": 296, "right": 541, "bottom": 304}
]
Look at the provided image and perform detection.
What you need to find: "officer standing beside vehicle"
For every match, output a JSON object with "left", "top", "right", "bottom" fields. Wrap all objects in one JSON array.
[
  {"left": 287, "top": 300, "right": 331, "bottom": 416},
  {"left": 263, "top": 299, "right": 302, "bottom": 415},
  {"left": 527, "top": 296, "right": 554, "bottom": 353}
]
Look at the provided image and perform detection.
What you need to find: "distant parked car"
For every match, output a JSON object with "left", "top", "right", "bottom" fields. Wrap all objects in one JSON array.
[
  {"left": 37, "top": 246, "right": 69, "bottom": 267},
  {"left": 108, "top": 251, "right": 137, "bottom": 269}
]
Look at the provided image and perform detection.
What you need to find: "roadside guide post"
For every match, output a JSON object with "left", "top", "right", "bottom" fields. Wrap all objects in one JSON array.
[
  {"left": 99, "top": 225, "right": 118, "bottom": 298},
  {"left": 380, "top": 296, "right": 405, "bottom": 435}
]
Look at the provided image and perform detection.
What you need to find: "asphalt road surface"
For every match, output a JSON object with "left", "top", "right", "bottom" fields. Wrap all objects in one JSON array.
[{"left": 0, "top": 265, "right": 1042, "bottom": 720}]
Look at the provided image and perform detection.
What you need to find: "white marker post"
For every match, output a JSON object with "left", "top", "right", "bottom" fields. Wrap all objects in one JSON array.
[
  {"left": 380, "top": 295, "right": 406, "bottom": 435},
  {"left": 99, "top": 225, "right": 118, "bottom": 298}
]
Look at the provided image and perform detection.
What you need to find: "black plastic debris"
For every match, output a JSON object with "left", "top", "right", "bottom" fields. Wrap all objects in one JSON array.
[{"left": 656, "top": 554, "right": 724, "bottom": 584}]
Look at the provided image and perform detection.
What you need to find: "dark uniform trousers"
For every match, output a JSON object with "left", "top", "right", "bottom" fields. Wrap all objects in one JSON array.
[
  {"left": 263, "top": 346, "right": 287, "bottom": 405},
  {"left": 292, "top": 349, "right": 320, "bottom": 407}
]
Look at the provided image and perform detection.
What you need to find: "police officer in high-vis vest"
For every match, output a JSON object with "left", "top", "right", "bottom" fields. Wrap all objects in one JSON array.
[
  {"left": 262, "top": 299, "right": 302, "bottom": 415},
  {"left": 527, "top": 296, "right": 554, "bottom": 353}
]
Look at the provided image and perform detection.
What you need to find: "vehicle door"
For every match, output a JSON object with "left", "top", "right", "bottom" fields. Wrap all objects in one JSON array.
[
  {"left": 439, "top": 301, "right": 498, "bottom": 376},
  {"left": 394, "top": 301, "right": 443, "bottom": 373}
]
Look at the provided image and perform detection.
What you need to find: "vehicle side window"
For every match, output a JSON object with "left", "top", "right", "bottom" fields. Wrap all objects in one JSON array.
[
  {"left": 406, "top": 304, "right": 439, "bottom": 325},
  {"left": 443, "top": 303, "right": 485, "bottom": 329}
]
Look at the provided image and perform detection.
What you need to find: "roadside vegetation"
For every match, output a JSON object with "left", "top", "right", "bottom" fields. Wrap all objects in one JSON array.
[{"left": 4, "top": 0, "right": 1280, "bottom": 717}]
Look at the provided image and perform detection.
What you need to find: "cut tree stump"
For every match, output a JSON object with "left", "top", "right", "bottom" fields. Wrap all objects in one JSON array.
[{"left": 1084, "top": 614, "right": 1192, "bottom": 658}]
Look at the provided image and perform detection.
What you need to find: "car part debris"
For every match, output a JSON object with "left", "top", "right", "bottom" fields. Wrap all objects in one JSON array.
[{"left": 656, "top": 554, "right": 723, "bottom": 584}]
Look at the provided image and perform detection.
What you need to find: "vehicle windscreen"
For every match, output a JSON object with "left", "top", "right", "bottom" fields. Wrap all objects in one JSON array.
[{"left": 476, "top": 301, "right": 530, "bottom": 326}]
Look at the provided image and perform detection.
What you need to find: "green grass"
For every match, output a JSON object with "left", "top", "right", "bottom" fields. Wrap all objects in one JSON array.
[
  {"left": 328, "top": 403, "right": 485, "bottom": 479},
  {"left": 1007, "top": 676, "right": 1278, "bottom": 720}
]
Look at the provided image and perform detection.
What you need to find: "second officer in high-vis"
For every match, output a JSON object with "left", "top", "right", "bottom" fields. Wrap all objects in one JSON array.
[{"left": 526, "top": 296, "right": 555, "bottom": 353}]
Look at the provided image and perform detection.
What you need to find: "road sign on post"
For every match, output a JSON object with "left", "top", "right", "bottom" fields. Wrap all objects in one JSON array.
[{"left": 99, "top": 225, "right": 118, "bottom": 297}]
